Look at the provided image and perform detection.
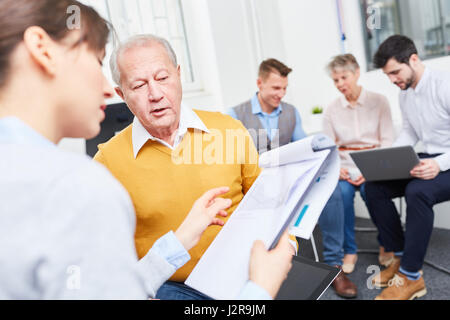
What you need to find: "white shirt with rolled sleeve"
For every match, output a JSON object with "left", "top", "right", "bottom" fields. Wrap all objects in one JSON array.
[{"left": 393, "top": 67, "right": 450, "bottom": 171}]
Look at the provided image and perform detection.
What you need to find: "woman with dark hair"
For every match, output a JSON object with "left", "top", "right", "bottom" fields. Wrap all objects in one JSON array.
[{"left": 0, "top": 0, "right": 292, "bottom": 299}]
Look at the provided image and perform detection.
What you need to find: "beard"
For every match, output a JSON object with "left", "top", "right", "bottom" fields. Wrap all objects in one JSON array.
[
  {"left": 402, "top": 76, "right": 415, "bottom": 90},
  {"left": 399, "top": 68, "right": 417, "bottom": 90}
]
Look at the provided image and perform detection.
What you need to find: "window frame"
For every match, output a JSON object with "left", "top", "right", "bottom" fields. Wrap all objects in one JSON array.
[
  {"left": 80, "top": 0, "right": 203, "bottom": 94},
  {"left": 360, "top": 0, "right": 450, "bottom": 71}
]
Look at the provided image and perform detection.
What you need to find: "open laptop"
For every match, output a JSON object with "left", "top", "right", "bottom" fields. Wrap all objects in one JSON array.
[
  {"left": 349, "top": 146, "right": 420, "bottom": 182},
  {"left": 276, "top": 256, "right": 340, "bottom": 300}
]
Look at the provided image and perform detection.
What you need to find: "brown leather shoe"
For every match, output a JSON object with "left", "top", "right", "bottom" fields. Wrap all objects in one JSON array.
[
  {"left": 372, "top": 257, "right": 401, "bottom": 288},
  {"left": 332, "top": 266, "right": 357, "bottom": 299},
  {"left": 375, "top": 272, "right": 427, "bottom": 300}
]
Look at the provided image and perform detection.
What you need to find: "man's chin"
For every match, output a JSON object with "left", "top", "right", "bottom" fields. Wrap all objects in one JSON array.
[
  {"left": 271, "top": 102, "right": 281, "bottom": 109},
  {"left": 402, "top": 84, "right": 412, "bottom": 91},
  {"left": 148, "top": 115, "right": 178, "bottom": 131}
]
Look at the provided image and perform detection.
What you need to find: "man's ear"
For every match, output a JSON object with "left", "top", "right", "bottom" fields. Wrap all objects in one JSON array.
[
  {"left": 23, "top": 26, "right": 58, "bottom": 76},
  {"left": 256, "top": 77, "right": 262, "bottom": 90},
  {"left": 115, "top": 87, "right": 125, "bottom": 100},
  {"left": 409, "top": 54, "right": 420, "bottom": 67},
  {"left": 177, "top": 65, "right": 181, "bottom": 76}
]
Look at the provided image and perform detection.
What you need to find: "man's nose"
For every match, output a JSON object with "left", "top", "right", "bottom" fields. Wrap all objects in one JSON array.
[
  {"left": 147, "top": 83, "right": 164, "bottom": 102},
  {"left": 389, "top": 75, "right": 397, "bottom": 83}
]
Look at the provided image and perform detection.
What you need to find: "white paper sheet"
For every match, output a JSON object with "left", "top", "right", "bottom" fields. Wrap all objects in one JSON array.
[
  {"left": 185, "top": 135, "right": 339, "bottom": 300},
  {"left": 259, "top": 136, "right": 317, "bottom": 168},
  {"left": 289, "top": 148, "right": 340, "bottom": 239}
]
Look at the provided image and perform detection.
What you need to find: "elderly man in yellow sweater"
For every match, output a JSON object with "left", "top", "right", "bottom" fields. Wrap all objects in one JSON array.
[{"left": 94, "top": 34, "right": 295, "bottom": 300}]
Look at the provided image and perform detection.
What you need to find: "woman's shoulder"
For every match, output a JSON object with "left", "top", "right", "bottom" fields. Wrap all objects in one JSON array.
[
  {"left": 1, "top": 144, "right": 133, "bottom": 221},
  {"left": 362, "top": 89, "right": 391, "bottom": 110},
  {"left": 363, "top": 89, "right": 389, "bottom": 103},
  {"left": 34, "top": 146, "right": 128, "bottom": 196}
]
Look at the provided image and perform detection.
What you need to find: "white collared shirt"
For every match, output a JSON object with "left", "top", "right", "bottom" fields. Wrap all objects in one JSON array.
[
  {"left": 393, "top": 68, "right": 450, "bottom": 171},
  {"left": 132, "top": 104, "right": 210, "bottom": 158}
]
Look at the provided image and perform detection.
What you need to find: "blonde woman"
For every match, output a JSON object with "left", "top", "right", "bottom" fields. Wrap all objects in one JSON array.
[{"left": 324, "top": 54, "right": 395, "bottom": 274}]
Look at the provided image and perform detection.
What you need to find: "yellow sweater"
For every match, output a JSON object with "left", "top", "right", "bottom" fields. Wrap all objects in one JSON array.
[{"left": 94, "top": 110, "right": 261, "bottom": 281}]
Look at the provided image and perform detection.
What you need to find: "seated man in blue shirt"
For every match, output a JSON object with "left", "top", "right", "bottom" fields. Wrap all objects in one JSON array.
[
  {"left": 226, "top": 58, "right": 352, "bottom": 298},
  {"left": 226, "top": 58, "right": 306, "bottom": 154}
]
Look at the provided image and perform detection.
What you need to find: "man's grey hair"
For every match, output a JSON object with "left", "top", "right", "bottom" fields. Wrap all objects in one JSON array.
[
  {"left": 109, "top": 34, "right": 178, "bottom": 86},
  {"left": 326, "top": 53, "right": 360, "bottom": 76}
]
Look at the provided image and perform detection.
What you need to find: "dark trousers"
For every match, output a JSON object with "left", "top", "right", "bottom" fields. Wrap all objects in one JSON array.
[{"left": 365, "top": 154, "right": 450, "bottom": 273}]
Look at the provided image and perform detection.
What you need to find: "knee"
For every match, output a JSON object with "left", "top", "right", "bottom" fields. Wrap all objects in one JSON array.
[
  {"left": 364, "top": 182, "right": 387, "bottom": 200},
  {"left": 338, "top": 181, "right": 354, "bottom": 200},
  {"left": 405, "top": 181, "right": 435, "bottom": 206},
  {"left": 327, "top": 186, "right": 343, "bottom": 204},
  {"left": 359, "top": 184, "right": 367, "bottom": 201},
  {"left": 320, "top": 189, "right": 344, "bottom": 219}
]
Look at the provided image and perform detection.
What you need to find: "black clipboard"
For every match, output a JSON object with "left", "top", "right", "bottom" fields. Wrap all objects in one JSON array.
[{"left": 276, "top": 255, "right": 340, "bottom": 300}]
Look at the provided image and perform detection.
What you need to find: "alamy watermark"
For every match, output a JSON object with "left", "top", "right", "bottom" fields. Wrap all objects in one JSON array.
[
  {"left": 66, "top": 265, "right": 81, "bottom": 290},
  {"left": 170, "top": 128, "right": 280, "bottom": 166},
  {"left": 66, "top": 5, "right": 81, "bottom": 30},
  {"left": 366, "top": 265, "right": 381, "bottom": 290},
  {"left": 366, "top": 5, "right": 381, "bottom": 30}
]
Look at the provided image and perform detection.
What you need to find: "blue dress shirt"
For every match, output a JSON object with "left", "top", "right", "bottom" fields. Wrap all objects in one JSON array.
[{"left": 227, "top": 93, "right": 307, "bottom": 142}]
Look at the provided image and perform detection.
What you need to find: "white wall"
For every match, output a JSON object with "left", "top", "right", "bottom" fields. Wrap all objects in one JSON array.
[
  {"left": 201, "top": 0, "right": 259, "bottom": 109},
  {"left": 178, "top": 0, "right": 224, "bottom": 110}
]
